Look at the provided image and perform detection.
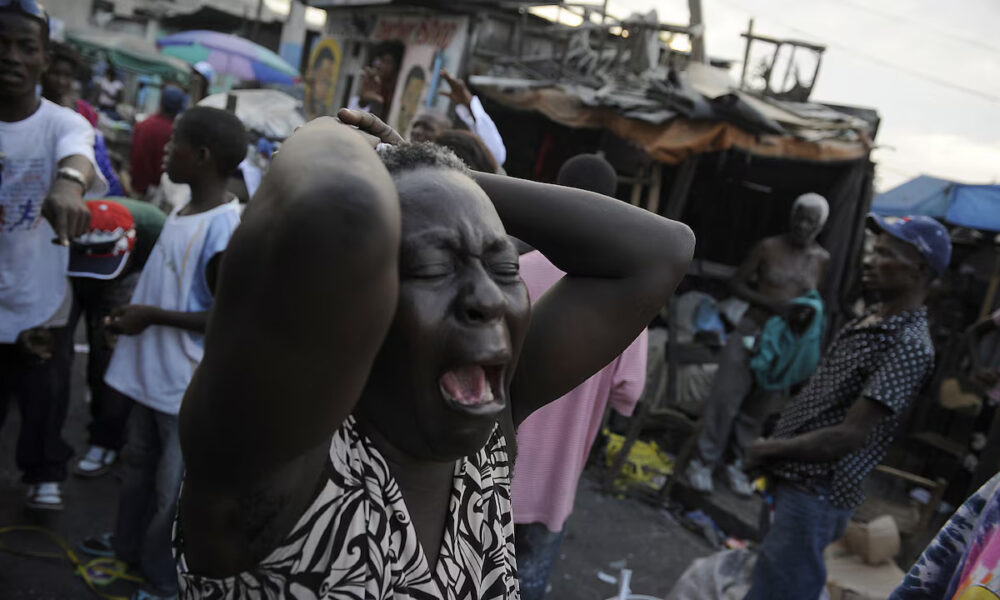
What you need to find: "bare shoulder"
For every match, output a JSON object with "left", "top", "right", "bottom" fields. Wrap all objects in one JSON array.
[
  {"left": 810, "top": 243, "right": 831, "bottom": 262},
  {"left": 759, "top": 235, "right": 781, "bottom": 249},
  {"left": 756, "top": 235, "right": 785, "bottom": 257}
]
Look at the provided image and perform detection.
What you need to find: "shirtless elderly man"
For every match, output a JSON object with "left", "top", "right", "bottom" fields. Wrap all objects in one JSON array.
[{"left": 686, "top": 193, "right": 830, "bottom": 495}]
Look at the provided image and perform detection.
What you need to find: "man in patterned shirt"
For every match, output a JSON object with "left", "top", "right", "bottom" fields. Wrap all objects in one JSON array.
[{"left": 741, "top": 215, "right": 951, "bottom": 600}]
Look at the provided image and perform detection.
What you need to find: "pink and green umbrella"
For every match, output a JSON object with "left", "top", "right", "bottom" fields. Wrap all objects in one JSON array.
[{"left": 157, "top": 30, "right": 299, "bottom": 86}]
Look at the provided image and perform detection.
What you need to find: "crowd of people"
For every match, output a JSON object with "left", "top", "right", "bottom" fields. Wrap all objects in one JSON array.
[{"left": 5, "top": 1, "right": 1000, "bottom": 600}]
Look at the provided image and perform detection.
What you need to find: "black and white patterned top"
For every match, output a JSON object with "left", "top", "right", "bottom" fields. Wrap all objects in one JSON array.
[
  {"left": 174, "top": 416, "right": 519, "bottom": 599},
  {"left": 769, "top": 307, "right": 934, "bottom": 509}
]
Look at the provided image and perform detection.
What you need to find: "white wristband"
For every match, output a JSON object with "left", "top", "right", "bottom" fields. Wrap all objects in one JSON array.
[{"left": 56, "top": 167, "right": 88, "bottom": 192}]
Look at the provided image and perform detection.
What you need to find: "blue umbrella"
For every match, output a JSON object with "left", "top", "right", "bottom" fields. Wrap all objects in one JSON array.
[{"left": 157, "top": 30, "right": 300, "bottom": 85}]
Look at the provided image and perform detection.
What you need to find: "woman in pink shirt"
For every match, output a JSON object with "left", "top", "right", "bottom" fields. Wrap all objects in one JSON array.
[{"left": 511, "top": 154, "right": 649, "bottom": 600}]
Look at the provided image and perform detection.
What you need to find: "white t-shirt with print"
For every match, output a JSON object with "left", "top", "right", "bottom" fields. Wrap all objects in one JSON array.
[{"left": 0, "top": 98, "right": 108, "bottom": 343}]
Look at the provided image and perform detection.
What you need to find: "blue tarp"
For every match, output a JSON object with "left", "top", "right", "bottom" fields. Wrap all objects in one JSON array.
[
  {"left": 874, "top": 176, "right": 1000, "bottom": 232},
  {"left": 872, "top": 175, "right": 954, "bottom": 217},
  {"left": 947, "top": 185, "right": 1000, "bottom": 232}
]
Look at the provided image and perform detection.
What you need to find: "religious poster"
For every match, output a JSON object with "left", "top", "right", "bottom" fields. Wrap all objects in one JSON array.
[
  {"left": 370, "top": 14, "right": 470, "bottom": 125},
  {"left": 388, "top": 44, "right": 436, "bottom": 135},
  {"left": 304, "top": 38, "right": 342, "bottom": 120}
]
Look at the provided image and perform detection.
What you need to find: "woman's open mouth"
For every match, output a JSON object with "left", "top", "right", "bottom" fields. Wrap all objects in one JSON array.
[{"left": 439, "top": 363, "right": 505, "bottom": 416}]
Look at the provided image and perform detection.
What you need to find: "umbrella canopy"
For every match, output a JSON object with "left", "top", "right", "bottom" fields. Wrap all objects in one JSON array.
[
  {"left": 68, "top": 29, "right": 191, "bottom": 82},
  {"left": 198, "top": 89, "right": 305, "bottom": 139},
  {"left": 157, "top": 30, "right": 299, "bottom": 86}
]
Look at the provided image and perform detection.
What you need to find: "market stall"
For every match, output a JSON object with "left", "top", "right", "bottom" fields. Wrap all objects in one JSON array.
[
  {"left": 66, "top": 29, "right": 193, "bottom": 166},
  {"left": 67, "top": 29, "right": 192, "bottom": 85}
]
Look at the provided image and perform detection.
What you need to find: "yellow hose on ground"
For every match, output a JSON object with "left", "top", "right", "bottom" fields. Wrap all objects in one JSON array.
[{"left": 0, "top": 525, "right": 142, "bottom": 600}]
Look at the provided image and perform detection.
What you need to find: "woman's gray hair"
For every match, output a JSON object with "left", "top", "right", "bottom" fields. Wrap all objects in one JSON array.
[
  {"left": 376, "top": 141, "right": 470, "bottom": 177},
  {"left": 793, "top": 192, "right": 830, "bottom": 227}
]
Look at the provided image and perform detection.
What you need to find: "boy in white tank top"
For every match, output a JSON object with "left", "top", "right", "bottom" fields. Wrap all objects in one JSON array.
[{"left": 81, "top": 107, "right": 248, "bottom": 600}]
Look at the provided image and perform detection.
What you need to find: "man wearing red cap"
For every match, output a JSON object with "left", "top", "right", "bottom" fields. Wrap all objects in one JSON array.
[{"left": 740, "top": 214, "right": 951, "bottom": 600}]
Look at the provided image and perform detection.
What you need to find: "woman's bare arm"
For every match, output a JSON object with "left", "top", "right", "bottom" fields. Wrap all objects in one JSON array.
[
  {"left": 179, "top": 118, "right": 401, "bottom": 487},
  {"left": 472, "top": 173, "right": 694, "bottom": 424},
  {"left": 335, "top": 109, "right": 695, "bottom": 426}
]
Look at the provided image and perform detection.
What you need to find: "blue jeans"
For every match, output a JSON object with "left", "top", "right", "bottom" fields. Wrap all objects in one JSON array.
[
  {"left": 113, "top": 404, "right": 184, "bottom": 596},
  {"left": 744, "top": 482, "right": 852, "bottom": 600},
  {"left": 515, "top": 523, "right": 566, "bottom": 600}
]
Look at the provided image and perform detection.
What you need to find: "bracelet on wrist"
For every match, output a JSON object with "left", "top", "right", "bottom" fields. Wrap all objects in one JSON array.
[{"left": 56, "top": 167, "right": 88, "bottom": 193}]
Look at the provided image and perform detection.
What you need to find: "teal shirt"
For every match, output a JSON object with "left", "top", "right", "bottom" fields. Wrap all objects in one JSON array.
[{"left": 749, "top": 290, "right": 825, "bottom": 391}]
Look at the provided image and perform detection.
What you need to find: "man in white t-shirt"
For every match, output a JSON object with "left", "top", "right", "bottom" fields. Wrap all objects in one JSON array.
[
  {"left": 97, "top": 67, "right": 124, "bottom": 119},
  {"left": 410, "top": 69, "right": 507, "bottom": 168},
  {"left": 0, "top": 1, "right": 108, "bottom": 511},
  {"left": 349, "top": 65, "right": 508, "bottom": 169}
]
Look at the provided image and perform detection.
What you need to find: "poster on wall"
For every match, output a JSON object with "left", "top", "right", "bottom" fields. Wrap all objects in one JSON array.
[
  {"left": 371, "top": 14, "right": 469, "bottom": 125},
  {"left": 304, "top": 38, "right": 342, "bottom": 120},
  {"left": 388, "top": 44, "right": 436, "bottom": 135}
]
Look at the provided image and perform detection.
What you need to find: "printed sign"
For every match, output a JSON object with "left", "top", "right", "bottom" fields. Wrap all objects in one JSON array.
[
  {"left": 372, "top": 16, "right": 463, "bottom": 49},
  {"left": 388, "top": 44, "right": 436, "bottom": 134},
  {"left": 304, "top": 38, "right": 343, "bottom": 119}
]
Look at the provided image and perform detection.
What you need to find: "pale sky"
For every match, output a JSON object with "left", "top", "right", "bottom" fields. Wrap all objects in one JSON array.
[{"left": 537, "top": 0, "right": 1000, "bottom": 192}]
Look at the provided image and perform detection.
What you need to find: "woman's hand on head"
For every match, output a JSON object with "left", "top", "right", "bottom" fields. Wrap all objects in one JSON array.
[{"left": 337, "top": 108, "right": 405, "bottom": 147}]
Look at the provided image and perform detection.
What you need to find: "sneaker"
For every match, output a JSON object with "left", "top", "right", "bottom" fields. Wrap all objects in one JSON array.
[
  {"left": 725, "top": 462, "right": 755, "bottom": 497},
  {"left": 79, "top": 532, "right": 115, "bottom": 558},
  {"left": 685, "top": 457, "right": 715, "bottom": 493},
  {"left": 73, "top": 445, "right": 118, "bottom": 478},
  {"left": 25, "top": 481, "right": 64, "bottom": 511}
]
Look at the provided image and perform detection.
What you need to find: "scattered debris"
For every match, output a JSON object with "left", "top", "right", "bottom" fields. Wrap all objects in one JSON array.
[
  {"left": 723, "top": 538, "right": 748, "bottom": 551},
  {"left": 598, "top": 571, "right": 619, "bottom": 585},
  {"left": 603, "top": 429, "right": 674, "bottom": 491},
  {"left": 909, "top": 487, "right": 932, "bottom": 505},
  {"left": 679, "top": 509, "right": 726, "bottom": 548}
]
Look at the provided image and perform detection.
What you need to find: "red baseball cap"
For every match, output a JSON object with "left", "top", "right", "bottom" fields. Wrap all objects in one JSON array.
[{"left": 68, "top": 200, "right": 136, "bottom": 280}]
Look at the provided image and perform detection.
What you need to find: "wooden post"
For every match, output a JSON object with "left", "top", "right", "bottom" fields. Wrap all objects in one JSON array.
[
  {"left": 970, "top": 398, "right": 1000, "bottom": 495},
  {"left": 781, "top": 45, "right": 798, "bottom": 92},
  {"left": 980, "top": 247, "right": 1000, "bottom": 320},
  {"left": 646, "top": 164, "right": 663, "bottom": 215},
  {"left": 518, "top": 7, "right": 527, "bottom": 60},
  {"left": 629, "top": 164, "right": 646, "bottom": 207},
  {"left": 688, "top": 0, "right": 707, "bottom": 64},
  {"left": 251, "top": 0, "right": 264, "bottom": 42},
  {"left": 739, "top": 18, "right": 754, "bottom": 90},
  {"left": 810, "top": 50, "right": 824, "bottom": 95},
  {"left": 596, "top": 0, "right": 610, "bottom": 63},
  {"left": 664, "top": 156, "right": 700, "bottom": 220}
]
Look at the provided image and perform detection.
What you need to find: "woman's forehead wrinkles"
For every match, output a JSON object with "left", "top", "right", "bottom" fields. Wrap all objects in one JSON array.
[
  {"left": 401, "top": 224, "right": 510, "bottom": 259},
  {"left": 402, "top": 227, "right": 461, "bottom": 252}
]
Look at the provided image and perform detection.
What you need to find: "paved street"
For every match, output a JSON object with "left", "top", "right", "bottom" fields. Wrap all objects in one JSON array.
[{"left": 0, "top": 348, "right": 711, "bottom": 599}]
